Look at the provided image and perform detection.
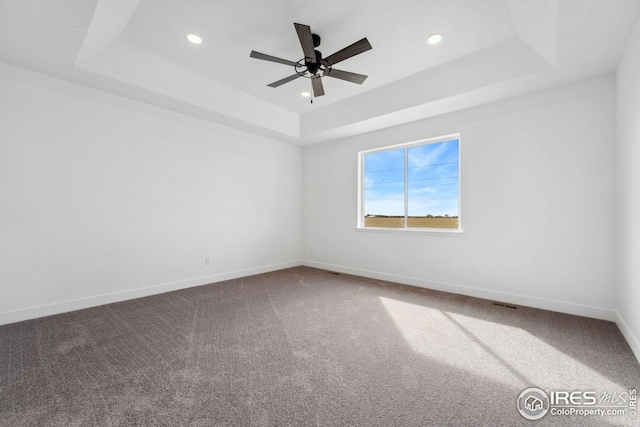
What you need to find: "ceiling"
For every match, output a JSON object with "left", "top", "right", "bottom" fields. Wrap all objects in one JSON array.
[{"left": 1, "top": 0, "right": 639, "bottom": 145}]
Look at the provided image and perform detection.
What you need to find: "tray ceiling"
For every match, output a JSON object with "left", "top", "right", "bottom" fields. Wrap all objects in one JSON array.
[{"left": 1, "top": 0, "right": 639, "bottom": 145}]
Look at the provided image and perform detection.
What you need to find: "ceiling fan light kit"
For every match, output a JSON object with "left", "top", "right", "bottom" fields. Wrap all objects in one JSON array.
[{"left": 250, "top": 23, "right": 372, "bottom": 100}]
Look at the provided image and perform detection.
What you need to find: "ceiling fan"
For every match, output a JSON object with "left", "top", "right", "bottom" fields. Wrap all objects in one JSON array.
[{"left": 250, "top": 23, "right": 372, "bottom": 98}]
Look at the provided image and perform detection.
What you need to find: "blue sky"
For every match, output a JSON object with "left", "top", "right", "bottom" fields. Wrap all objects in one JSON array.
[{"left": 363, "top": 139, "right": 459, "bottom": 217}]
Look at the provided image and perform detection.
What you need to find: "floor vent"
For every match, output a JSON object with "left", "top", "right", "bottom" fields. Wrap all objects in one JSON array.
[{"left": 492, "top": 302, "right": 517, "bottom": 310}]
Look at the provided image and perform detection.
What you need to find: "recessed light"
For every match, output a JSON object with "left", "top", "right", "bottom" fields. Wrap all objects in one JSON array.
[
  {"left": 187, "top": 33, "right": 202, "bottom": 44},
  {"left": 427, "top": 33, "right": 444, "bottom": 45},
  {"left": 301, "top": 91, "right": 311, "bottom": 97}
]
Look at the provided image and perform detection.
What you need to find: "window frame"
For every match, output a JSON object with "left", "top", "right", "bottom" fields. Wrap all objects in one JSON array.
[{"left": 357, "top": 133, "right": 462, "bottom": 234}]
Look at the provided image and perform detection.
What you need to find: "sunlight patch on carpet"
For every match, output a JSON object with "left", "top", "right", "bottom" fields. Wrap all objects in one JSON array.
[{"left": 379, "top": 296, "right": 627, "bottom": 396}]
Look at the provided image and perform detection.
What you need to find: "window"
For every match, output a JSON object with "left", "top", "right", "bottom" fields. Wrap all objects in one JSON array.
[{"left": 358, "top": 135, "right": 460, "bottom": 232}]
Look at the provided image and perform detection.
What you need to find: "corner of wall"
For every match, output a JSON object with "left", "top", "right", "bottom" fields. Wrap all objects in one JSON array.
[{"left": 615, "top": 15, "right": 640, "bottom": 365}]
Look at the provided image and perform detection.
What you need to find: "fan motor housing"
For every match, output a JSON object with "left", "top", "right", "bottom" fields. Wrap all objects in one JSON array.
[{"left": 306, "top": 50, "right": 323, "bottom": 75}]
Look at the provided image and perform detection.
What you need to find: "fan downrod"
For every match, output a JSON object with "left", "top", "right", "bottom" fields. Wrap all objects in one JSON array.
[{"left": 295, "top": 34, "right": 331, "bottom": 79}]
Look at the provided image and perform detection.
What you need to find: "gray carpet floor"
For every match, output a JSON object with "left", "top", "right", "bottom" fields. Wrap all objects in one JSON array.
[{"left": 1, "top": 266, "right": 639, "bottom": 426}]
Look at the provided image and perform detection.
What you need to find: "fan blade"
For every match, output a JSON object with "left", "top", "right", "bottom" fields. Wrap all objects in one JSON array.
[
  {"left": 324, "top": 38, "right": 372, "bottom": 66},
  {"left": 250, "top": 51, "right": 298, "bottom": 67},
  {"left": 312, "top": 77, "right": 325, "bottom": 97},
  {"left": 268, "top": 74, "right": 303, "bottom": 88},
  {"left": 326, "top": 68, "right": 368, "bottom": 84},
  {"left": 294, "top": 23, "right": 317, "bottom": 64}
]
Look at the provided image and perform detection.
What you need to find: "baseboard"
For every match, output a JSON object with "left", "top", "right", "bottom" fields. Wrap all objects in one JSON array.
[
  {"left": 0, "top": 260, "right": 303, "bottom": 326},
  {"left": 305, "top": 260, "right": 640, "bottom": 364},
  {"left": 303, "top": 260, "right": 620, "bottom": 322},
  {"left": 614, "top": 311, "right": 640, "bottom": 364},
  {"left": 5, "top": 259, "right": 637, "bottom": 364}
]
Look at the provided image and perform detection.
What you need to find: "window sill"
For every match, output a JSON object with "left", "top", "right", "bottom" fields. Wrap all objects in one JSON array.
[{"left": 356, "top": 226, "right": 463, "bottom": 236}]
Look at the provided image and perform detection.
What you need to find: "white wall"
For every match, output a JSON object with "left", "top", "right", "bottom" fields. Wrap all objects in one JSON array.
[
  {"left": 1, "top": 56, "right": 632, "bottom": 360},
  {"left": 616, "top": 19, "right": 640, "bottom": 359},
  {"left": 0, "top": 64, "right": 302, "bottom": 324},
  {"left": 303, "top": 74, "right": 618, "bottom": 320}
]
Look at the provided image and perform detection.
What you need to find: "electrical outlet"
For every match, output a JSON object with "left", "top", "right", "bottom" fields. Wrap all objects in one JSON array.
[
  {"left": 205, "top": 257, "right": 211, "bottom": 266},
  {"left": 472, "top": 266, "right": 479, "bottom": 275}
]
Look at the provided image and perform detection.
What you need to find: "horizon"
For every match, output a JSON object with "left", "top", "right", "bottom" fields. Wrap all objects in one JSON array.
[{"left": 363, "top": 139, "right": 460, "bottom": 218}]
